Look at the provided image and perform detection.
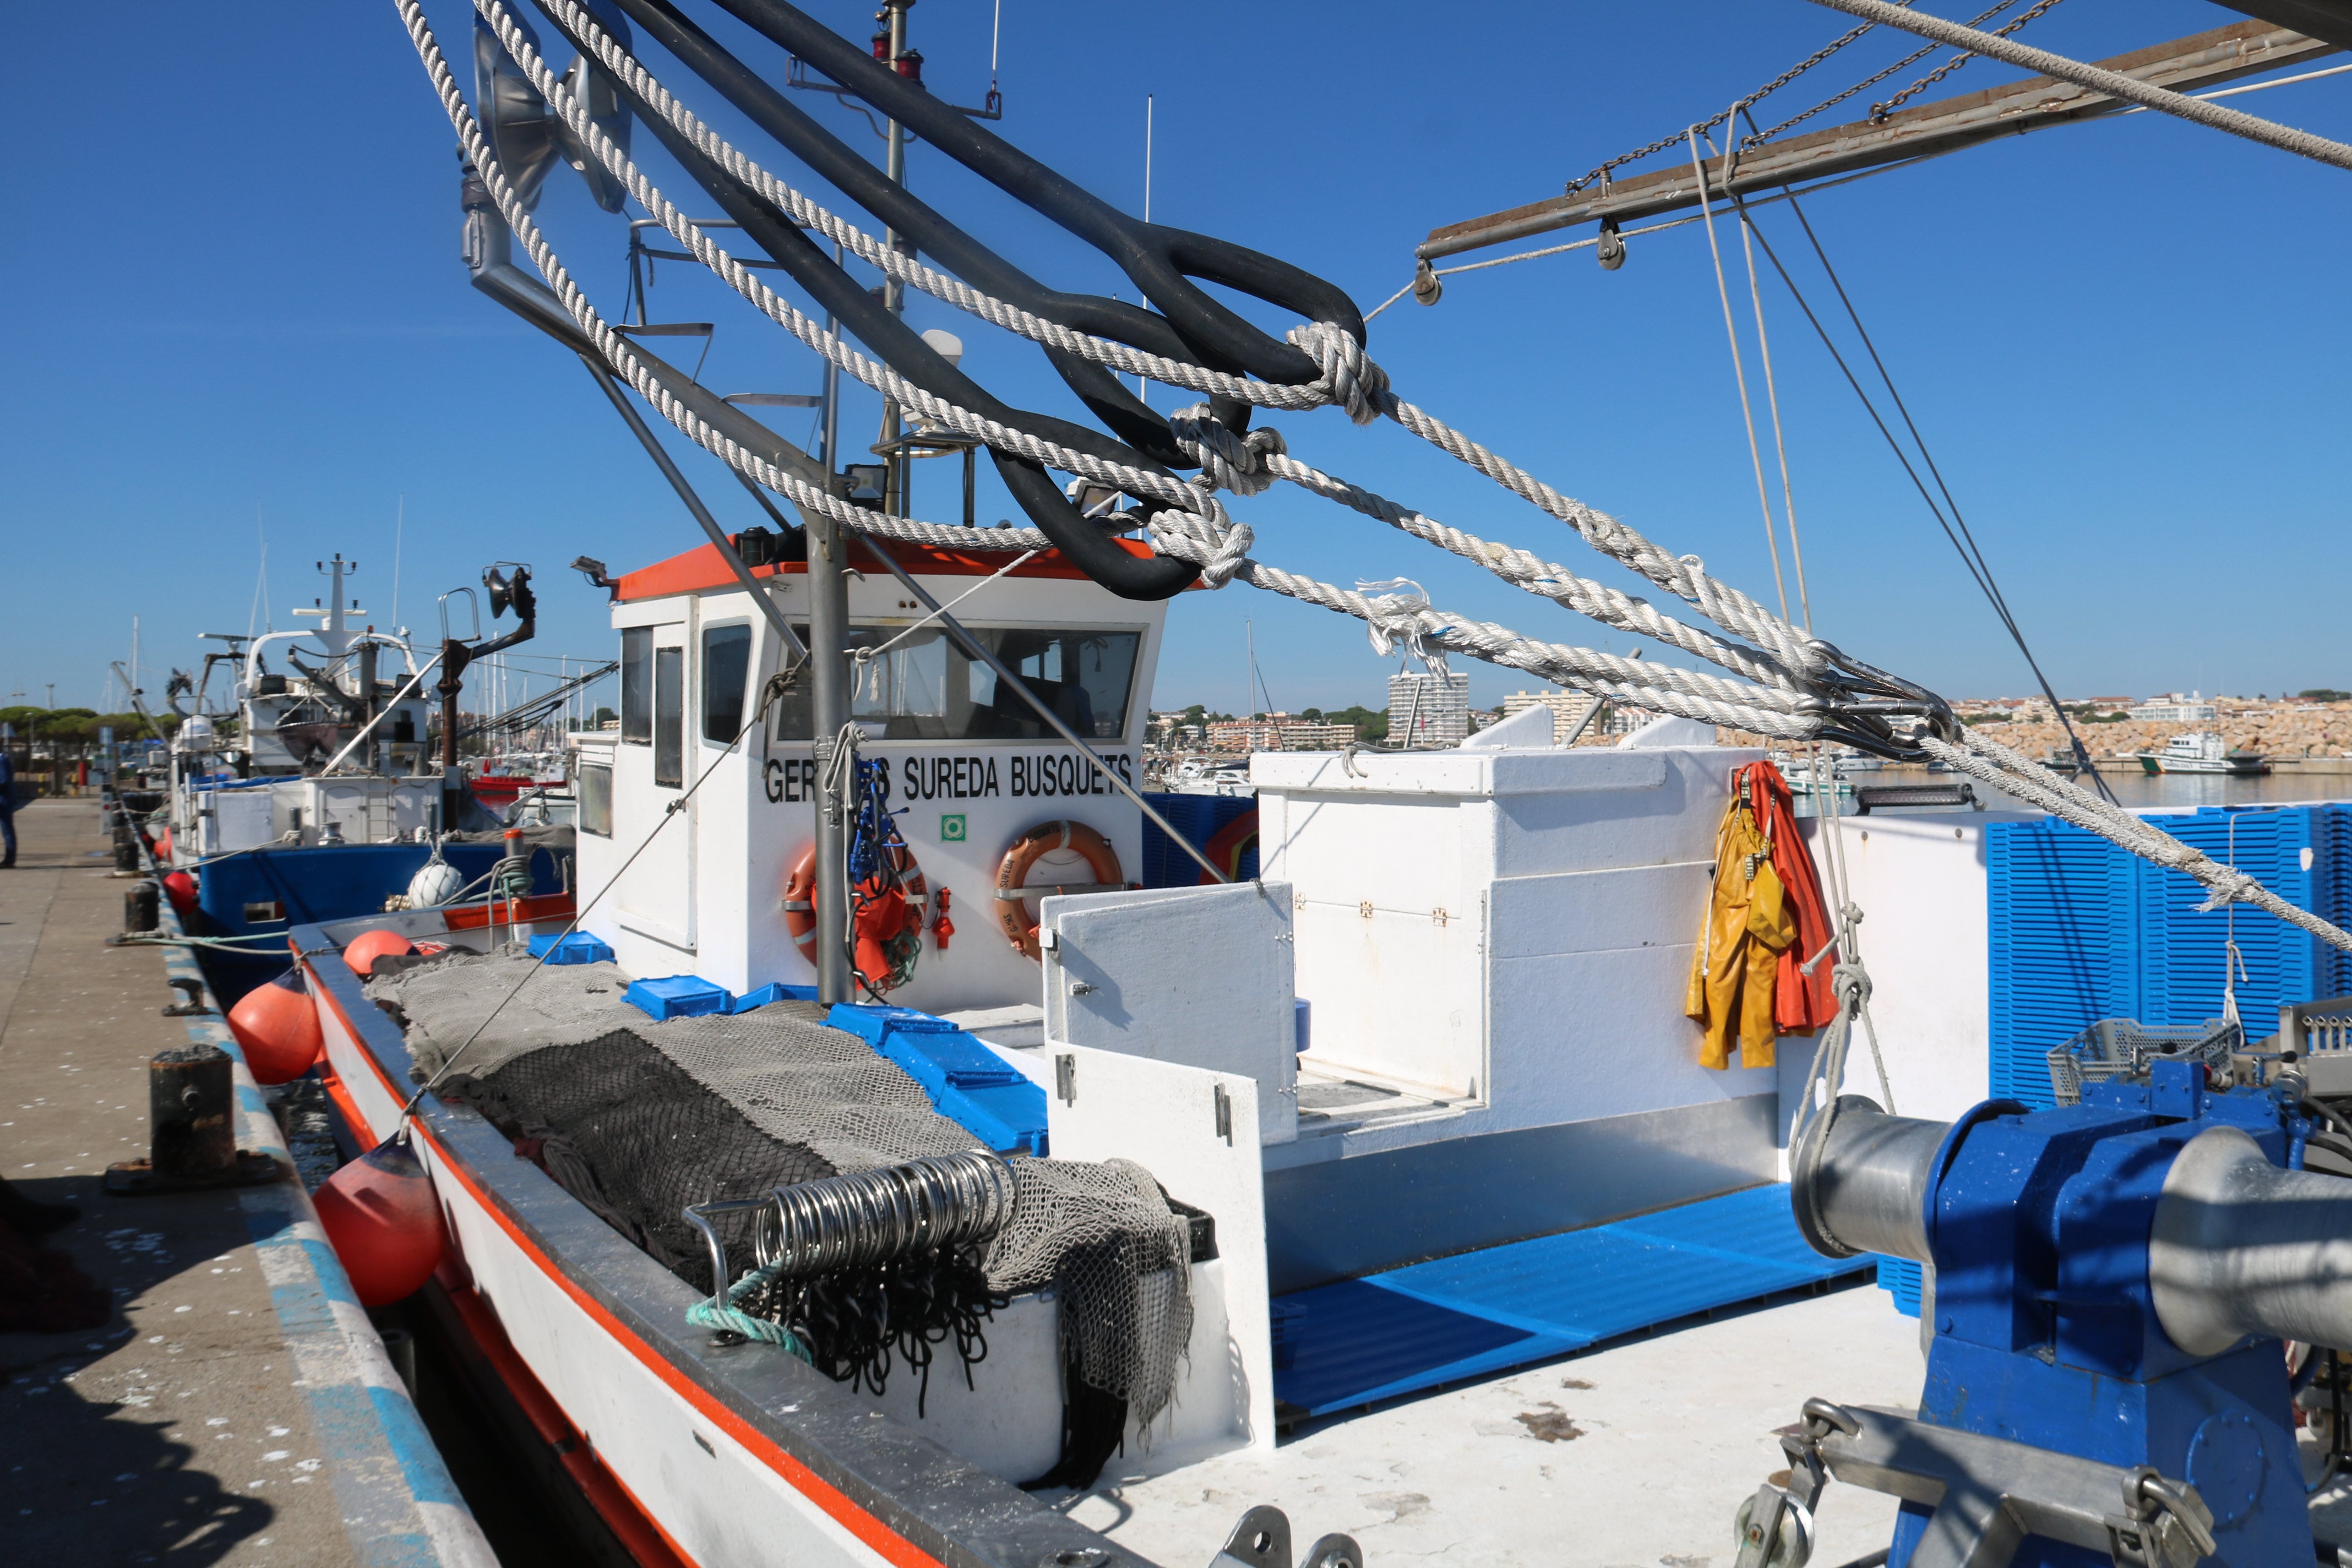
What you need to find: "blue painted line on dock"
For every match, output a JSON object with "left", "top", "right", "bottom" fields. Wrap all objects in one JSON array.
[{"left": 146, "top": 871, "right": 490, "bottom": 1566}]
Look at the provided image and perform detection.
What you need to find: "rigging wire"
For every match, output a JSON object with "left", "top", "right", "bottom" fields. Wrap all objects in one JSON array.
[
  {"left": 1718, "top": 111, "right": 2115, "bottom": 800},
  {"left": 1561, "top": 0, "right": 2062, "bottom": 198},
  {"left": 1689, "top": 129, "right": 1793, "bottom": 627}
]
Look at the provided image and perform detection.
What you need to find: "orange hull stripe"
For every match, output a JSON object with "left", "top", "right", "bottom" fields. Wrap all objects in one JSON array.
[{"left": 311, "top": 970, "right": 948, "bottom": 1568}]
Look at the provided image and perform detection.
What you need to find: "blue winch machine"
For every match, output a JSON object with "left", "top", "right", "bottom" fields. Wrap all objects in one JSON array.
[{"left": 1735, "top": 1058, "right": 2352, "bottom": 1567}]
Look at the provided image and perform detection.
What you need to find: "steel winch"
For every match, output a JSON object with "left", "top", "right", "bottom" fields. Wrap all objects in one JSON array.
[{"left": 1744, "top": 1058, "right": 2352, "bottom": 1567}]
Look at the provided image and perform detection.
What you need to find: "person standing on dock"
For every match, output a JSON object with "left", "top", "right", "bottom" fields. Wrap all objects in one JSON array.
[{"left": 0, "top": 745, "right": 16, "bottom": 868}]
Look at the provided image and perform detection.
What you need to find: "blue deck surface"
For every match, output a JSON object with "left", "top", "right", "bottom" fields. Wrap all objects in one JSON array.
[{"left": 1273, "top": 1184, "right": 1870, "bottom": 1417}]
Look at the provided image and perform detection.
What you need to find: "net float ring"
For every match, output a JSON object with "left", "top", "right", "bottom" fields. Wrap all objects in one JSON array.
[{"left": 993, "top": 819, "right": 1126, "bottom": 960}]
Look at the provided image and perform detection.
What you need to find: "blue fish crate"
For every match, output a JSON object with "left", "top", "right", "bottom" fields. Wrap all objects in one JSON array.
[
  {"left": 528, "top": 932, "right": 614, "bottom": 966},
  {"left": 624, "top": 974, "right": 732, "bottom": 1021}
]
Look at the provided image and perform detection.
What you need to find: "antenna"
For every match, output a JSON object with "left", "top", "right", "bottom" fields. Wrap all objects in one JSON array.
[{"left": 393, "top": 494, "right": 404, "bottom": 630}]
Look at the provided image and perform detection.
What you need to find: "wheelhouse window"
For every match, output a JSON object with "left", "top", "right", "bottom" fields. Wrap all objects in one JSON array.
[
  {"left": 769, "top": 624, "right": 1142, "bottom": 742},
  {"left": 620, "top": 627, "right": 652, "bottom": 744},
  {"left": 701, "top": 623, "right": 753, "bottom": 744},
  {"left": 579, "top": 763, "right": 613, "bottom": 836},
  {"left": 654, "top": 646, "right": 684, "bottom": 787}
]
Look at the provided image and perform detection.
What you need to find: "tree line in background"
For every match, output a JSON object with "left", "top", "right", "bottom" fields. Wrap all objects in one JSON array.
[{"left": 0, "top": 706, "right": 181, "bottom": 744}]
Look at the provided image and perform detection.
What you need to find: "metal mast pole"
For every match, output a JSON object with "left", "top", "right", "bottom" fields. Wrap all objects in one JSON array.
[
  {"left": 877, "top": 0, "right": 912, "bottom": 515},
  {"left": 805, "top": 253, "right": 862, "bottom": 1005}
]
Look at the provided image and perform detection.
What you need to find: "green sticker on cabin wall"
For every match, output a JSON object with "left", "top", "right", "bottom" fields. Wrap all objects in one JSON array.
[{"left": 941, "top": 813, "right": 967, "bottom": 842}]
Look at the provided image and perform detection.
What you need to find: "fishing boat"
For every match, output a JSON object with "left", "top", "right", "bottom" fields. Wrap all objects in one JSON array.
[
  {"left": 146, "top": 552, "right": 575, "bottom": 1003},
  {"left": 2136, "top": 732, "right": 2272, "bottom": 776},
  {"left": 286, "top": 2, "right": 2352, "bottom": 1564}
]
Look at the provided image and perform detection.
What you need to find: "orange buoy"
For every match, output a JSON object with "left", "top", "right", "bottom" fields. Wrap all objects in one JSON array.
[
  {"left": 227, "top": 970, "right": 323, "bottom": 1086},
  {"left": 314, "top": 1132, "right": 447, "bottom": 1307},
  {"left": 343, "top": 929, "right": 418, "bottom": 978},
  {"left": 154, "top": 827, "right": 173, "bottom": 862},
  {"left": 161, "top": 870, "right": 198, "bottom": 918},
  {"left": 1198, "top": 807, "right": 1261, "bottom": 885}
]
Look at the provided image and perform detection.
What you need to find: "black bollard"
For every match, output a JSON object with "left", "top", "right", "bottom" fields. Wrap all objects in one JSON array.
[
  {"left": 106, "top": 1044, "right": 280, "bottom": 1195},
  {"left": 124, "top": 881, "right": 159, "bottom": 933}
]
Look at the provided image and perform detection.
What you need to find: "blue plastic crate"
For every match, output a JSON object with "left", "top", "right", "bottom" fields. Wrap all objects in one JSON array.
[
  {"left": 1988, "top": 804, "right": 2352, "bottom": 1112},
  {"left": 825, "top": 1003, "right": 1048, "bottom": 1155},
  {"left": 730, "top": 982, "right": 819, "bottom": 1012},
  {"left": 1876, "top": 1256, "right": 1923, "bottom": 1318},
  {"left": 624, "top": 974, "right": 733, "bottom": 1021},
  {"left": 1139, "top": 791, "right": 1258, "bottom": 888},
  {"left": 528, "top": 931, "right": 614, "bottom": 966}
]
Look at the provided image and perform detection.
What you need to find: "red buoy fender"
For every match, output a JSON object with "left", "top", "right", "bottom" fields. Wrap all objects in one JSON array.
[
  {"left": 342, "top": 929, "right": 418, "bottom": 978},
  {"left": 227, "top": 970, "right": 323, "bottom": 1086},
  {"left": 781, "top": 843, "right": 929, "bottom": 994},
  {"left": 154, "top": 827, "right": 173, "bottom": 862},
  {"left": 315, "top": 1133, "right": 448, "bottom": 1308},
  {"left": 1198, "top": 808, "right": 1260, "bottom": 885},
  {"left": 161, "top": 871, "right": 198, "bottom": 917}
]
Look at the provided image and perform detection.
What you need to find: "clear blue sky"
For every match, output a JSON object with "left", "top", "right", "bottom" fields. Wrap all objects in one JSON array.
[{"left": 4, "top": 1, "right": 2347, "bottom": 721}]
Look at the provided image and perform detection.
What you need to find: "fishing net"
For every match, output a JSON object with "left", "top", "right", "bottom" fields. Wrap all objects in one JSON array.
[{"left": 366, "top": 952, "right": 1193, "bottom": 1484}]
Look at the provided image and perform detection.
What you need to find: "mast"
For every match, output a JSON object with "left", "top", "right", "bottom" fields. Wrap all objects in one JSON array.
[{"left": 810, "top": 1, "right": 919, "bottom": 1004}]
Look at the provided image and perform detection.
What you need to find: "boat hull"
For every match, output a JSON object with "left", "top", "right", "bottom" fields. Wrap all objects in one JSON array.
[{"left": 297, "top": 916, "right": 1143, "bottom": 1568}]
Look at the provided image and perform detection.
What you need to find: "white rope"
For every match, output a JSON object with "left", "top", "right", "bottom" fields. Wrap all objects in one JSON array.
[
  {"left": 415, "top": 0, "right": 2352, "bottom": 954},
  {"left": 1926, "top": 727, "right": 2352, "bottom": 953},
  {"left": 1691, "top": 128, "right": 1793, "bottom": 627},
  {"left": 435, "top": 0, "right": 1820, "bottom": 734},
  {"left": 1802, "top": 0, "right": 2352, "bottom": 173},
  {"left": 507, "top": 0, "right": 1829, "bottom": 692}
]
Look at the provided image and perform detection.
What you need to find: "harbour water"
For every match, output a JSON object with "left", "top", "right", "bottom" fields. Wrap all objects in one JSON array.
[{"left": 1805, "top": 763, "right": 2352, "bottom": 818}]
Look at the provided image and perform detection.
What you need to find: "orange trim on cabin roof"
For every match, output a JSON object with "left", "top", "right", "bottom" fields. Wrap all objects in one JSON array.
[{"left": 614, "top": 535, "right": 1169, "bottom": 601}]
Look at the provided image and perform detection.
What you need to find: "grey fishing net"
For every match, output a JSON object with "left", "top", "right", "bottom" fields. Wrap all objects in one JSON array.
[{"left": 366, "top": 951, "right": 1193, "bottom": 1484}]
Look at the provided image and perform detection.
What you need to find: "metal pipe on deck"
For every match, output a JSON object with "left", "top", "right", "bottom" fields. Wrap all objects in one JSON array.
[{"left": 2151, "top": 1125, "right": 2352, "bottom": 1355}]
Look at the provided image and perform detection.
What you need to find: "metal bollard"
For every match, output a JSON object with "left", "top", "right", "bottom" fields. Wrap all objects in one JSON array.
[
  {"left": 106, "top": 1044, "right": 280, "bottom": 1195},
  {"left": 124, "top": 880, "right": 159, "bottom": 933}
]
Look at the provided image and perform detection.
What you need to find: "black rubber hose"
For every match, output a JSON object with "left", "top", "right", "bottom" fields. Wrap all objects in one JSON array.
[
  {"left": 707, "top": 0, "right": 1364, "bottom": 383},
  {"left": 549, "top": 15, "right": 1196, "bottom": 597}
]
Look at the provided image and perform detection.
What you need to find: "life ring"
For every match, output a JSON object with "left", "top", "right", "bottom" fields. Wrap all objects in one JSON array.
[
  {"left": 782, "top": 843, "right": 930, "bottom": 994},
  {"left": 994, "top": 820, "right": 1125, "bottom": 960},
  {"left": 1198, "top": 808, "right": 1260, "bottom": 885}
]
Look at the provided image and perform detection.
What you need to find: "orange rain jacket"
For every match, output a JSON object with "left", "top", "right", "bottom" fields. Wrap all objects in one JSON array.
[{"left": 1684, "top": 760, "right": 1838, "bottom": 1069}]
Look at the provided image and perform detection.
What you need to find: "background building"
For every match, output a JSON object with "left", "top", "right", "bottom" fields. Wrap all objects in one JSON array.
[
  {"left": 1500, "top": 688, "right": 1647, "bottom": 744},
  {"left": 1389, "top": 671, "right": 1472, "bottom": 748},
  {"left": 2130, "top": 692, "right": 2219, "bottom": 723},
  {"left": 1205, "top": 713, "right": 1360, "bottom": 753}
]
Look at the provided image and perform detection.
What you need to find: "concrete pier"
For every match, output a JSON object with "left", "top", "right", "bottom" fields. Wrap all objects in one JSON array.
[{"left": 0, "top": 799, "right": 490, "bottom": 1566}]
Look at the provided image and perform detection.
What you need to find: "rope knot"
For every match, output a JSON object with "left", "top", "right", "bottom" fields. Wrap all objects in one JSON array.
[
  {"left": 1830, "top": 960, "right": 1872, "bottom": 1014},
  {"left": 2197, "top": 867, "right": 2260, "bottom": 913},
  {"left": 1356, "top": 578, "right": 1450, "bottom": 677},
  {"left": 1146, "top": 493, "right": 1253, "bottom": 589},
  {"left": 1166, "top": 404, "right": 1286, "bottom": 496},
  {"left": 1287, "top": 322, "right": 1389, "bottom": 426}
]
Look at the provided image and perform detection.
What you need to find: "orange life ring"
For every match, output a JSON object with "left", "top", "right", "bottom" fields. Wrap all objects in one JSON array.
[
  {"left": 1199, "top": 807, "right": 1260, "bottom": 885},
  {"left": 782, "top": 843, "right": 930, "bottom": 994},
  {"left": 994, "top": 820, "right": 1125, "bottom": 960}
]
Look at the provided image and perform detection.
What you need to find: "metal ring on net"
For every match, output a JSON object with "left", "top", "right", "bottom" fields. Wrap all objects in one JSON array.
[{"left": 748, "top": 1151, "right": 1015, "bottom": 1280}]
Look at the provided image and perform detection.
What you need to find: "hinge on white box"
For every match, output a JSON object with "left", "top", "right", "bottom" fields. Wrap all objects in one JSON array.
[
  {"left": 1433, "top": 907, "right": 1449, "bottom": 927},
  {"left": 1055, "top": 1053, "right": 1076, "bottom": 1105},
  {"left": 1214, "top": 1084, "right": 1233, "bottom": 1145}
]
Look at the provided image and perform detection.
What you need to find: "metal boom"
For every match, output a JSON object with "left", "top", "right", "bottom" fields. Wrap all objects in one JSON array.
[{"left": 1419, "top": 19, "right": 2336, "bottom": 262}]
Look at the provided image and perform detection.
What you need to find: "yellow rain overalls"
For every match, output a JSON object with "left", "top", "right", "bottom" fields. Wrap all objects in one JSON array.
[{"left": 1685, "top": 796, "right": 1798, "bottom": 1069}]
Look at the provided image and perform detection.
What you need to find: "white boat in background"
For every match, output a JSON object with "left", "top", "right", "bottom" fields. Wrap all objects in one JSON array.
[{"left": 2136, "top": 732, "right": 2271, "bottom": 776}]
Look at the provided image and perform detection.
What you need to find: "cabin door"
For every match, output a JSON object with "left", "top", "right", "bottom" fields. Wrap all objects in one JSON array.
[{"left": 617, "top": 619, "right": 696, "bottom": 953}]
